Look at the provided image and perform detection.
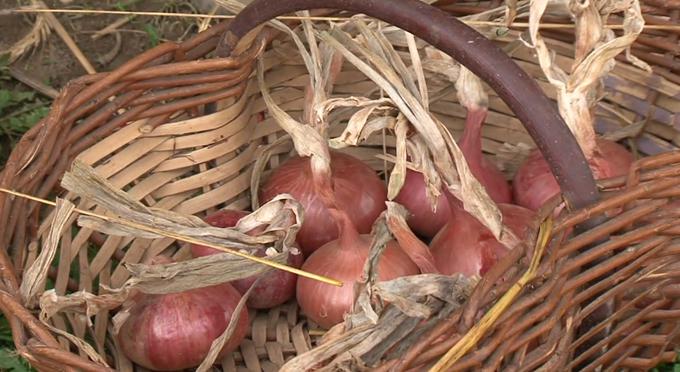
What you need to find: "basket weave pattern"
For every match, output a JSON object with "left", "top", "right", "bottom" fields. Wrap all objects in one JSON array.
[{"left": 0, "top": 3, "right": 678, "bottom": 371}]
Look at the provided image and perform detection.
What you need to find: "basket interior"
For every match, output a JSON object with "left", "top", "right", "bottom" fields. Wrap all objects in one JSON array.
[{"left": 7, "top": 17, "right": 680, "bottom": 372}]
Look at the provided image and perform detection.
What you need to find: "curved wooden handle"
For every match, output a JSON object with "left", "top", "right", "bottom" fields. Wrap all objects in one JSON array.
[{"left": 217, "top": 0, "right": 599, "bottom": 210}]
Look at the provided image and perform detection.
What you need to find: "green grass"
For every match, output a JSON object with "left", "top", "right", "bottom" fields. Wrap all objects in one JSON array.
[
  {"left": 652, "top": 358, "right": 680, "bottom": 372},
  {"left": 144, "top": 24, "right": 161, "bottom": 47},
  {"left": 0, "top": 54, "right": 51, "bottom": 165},
  {"left": 0, "top": 315, "right": 34, "bottom": 372}
]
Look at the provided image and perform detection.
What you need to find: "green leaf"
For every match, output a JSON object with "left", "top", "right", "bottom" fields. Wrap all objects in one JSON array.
[
  {"left": 8, "top": 117, "right": 22, "bottom": 129},
  {"left": 0, "top": 348, "right": 33, "bottom": 372},
  {"left": 0, "top": 90, "right": 11, "bottom": 113},
  {"left": 22, "top": 107, "right": 49, "bottom": 127},
  {"left": 0, "top": 54, "right": 9, "bottom": 69},
  {"left": 11, "top": 91, "right": 35, "bottom": 103},
  {"left": 114, "top": 1, "right": 128, "bottom": 11},
  {"left": 144, "top": 24, "right": 160, "bottom": 47},
  {"left": 3, "top": 106, "right": 49, "bottom": 135}
]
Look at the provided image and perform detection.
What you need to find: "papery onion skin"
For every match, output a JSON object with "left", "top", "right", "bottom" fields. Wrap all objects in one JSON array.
[
  {"left": 260, "top": 151, "right": 387, "bottom": 255},
  {"left": 190, "top": 209, "right": 301, "bottom": 309},
  {"left": 118, "top": 283, "right": 248, "bottom": 371},
  {"left": 430, "top": 203, "right": 534, "bottom": 277},
  {"left": 296, "top": 235, "right": 418, "bottom": 329},
  {"left": 513, "top": 138, "right": 633, "bottom": 211}
]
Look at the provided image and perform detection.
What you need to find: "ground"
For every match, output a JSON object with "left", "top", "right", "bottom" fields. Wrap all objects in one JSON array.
[
  {"left": 0, "top": 0, "right": 207, "bottom": 162},
  {"left": 1, "top": 0, "right": 202, "bottom": 87}
]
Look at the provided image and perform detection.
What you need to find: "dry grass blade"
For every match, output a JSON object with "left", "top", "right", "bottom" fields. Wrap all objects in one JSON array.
[
  {"left": 355, "top": 215, "right": 396, "bottom": 325},
  {"left": 61, "top": 160, "right": 283, "bottom": 248},
  {"left": 40, "top": 3, "right": 95, "bottom": 74},
  {"left": 430, "top": 216, "right": 554, "bottom": 371},
  {"left": 7, "top": 0, "right": 52, "bottom": 63},
  {"left": 388, "top": 115, "right": 410, "bottom": 201},
  {"left": 8, "top": 6, "right": 680, "bottom": 30},
  {"left": 39, "top": 290, "right": 128, "bottom": 327},
  {"left": 281, "top": 273, "right": 476, "bottom": 371},
  {"left": 526, "top": 0, "right": 647, "bottom": 157},
  {"left": 39, "top": 301, "right": 111, "bottom": 367},
  {"left": 3, "top": 5, "right": 677, "bottom": 25},
  {"left": 91, "top": 16, "right": 133, "bottom": 40},
  {"left": 121, "top": 252, "right": 288, "bottom": 294},
  {"left": 0, "top": 185, "right": 340, "bottom": 287},
  {"left": 256, "top": 57, "right": 329, "bottom": 163},
  {"left": 371, "top": 274, "right": 477, "bottom": 317},
  {"left": 317, "top": 23, "right": 508, "bottom": 242},
  {"left": 19, "top": 198, "right": 75, "bottom": 307},
  {"left": 8, "top": 66, "right": 59, "bottom": 98},
  {"left": 405, "top": 32, "right": 428, "bottom": 108},
  {"left": 385, "top": 202, "right": 438, "bottom": 273},
  {"left": 321, "top": 97, "right": 395, "bottom": 148}
]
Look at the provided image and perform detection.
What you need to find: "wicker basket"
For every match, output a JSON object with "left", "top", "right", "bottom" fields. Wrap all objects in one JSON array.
[{"left": 0, "top": 0, "right": 679, "bottom": 371}]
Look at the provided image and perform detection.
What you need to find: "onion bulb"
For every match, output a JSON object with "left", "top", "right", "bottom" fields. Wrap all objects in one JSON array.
[
  {"left": 458, "top": 109, "right": 512, "bottom": 204},
  {"left": 393, "top": 170, "right": 452, "bottom": 238},
  {"left": 430, "top": 203, "right": 534, "bottom": 277},
  {"left": 230, "top": 249, "right": 304, "bottom": 309},
  {"left": 394, "top": 109, "right": 511, "bottom": 238},
  {"left": 297, "top": 227, "right": 418, "bottom": 329},
  {"left": 289, "top": 150, "right": 418, "bottom": 329},
  {"left": 513, "top": 138, "right": 633, "bottom": 211},
  {"left": 190, "top": 209, "right": 302, "bottom": 309},
  {"left": 118, "top": 282, "right": 248, "bottom": 371},
  {"left": 260, "top": 151, "right": 387, "bottom": 255}
]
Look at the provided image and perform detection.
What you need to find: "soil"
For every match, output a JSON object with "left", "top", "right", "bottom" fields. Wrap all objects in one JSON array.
[
  {"left": 1, "top": 0, "right": 204, "bottom": 89},
  {"left": 0, "top": 0, "right": 207, "bottom": 164}
]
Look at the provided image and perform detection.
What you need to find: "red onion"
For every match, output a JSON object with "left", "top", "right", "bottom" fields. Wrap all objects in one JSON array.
[
  {"left": 230, "top": 249, "right": 304, "bottom": 309},
  {"left": 458, "top": 108, "right": 512, "bottom": 204},
  {"left": 190, "top": 209, "right": 303, "bottom": 309},
  {"left": 118, "top": 282, "right": 248, "bottom": 371},
  {"left": 394, "top": 108, "right": 511, "bottom": 238},
  {"left": 190, "top": 210, "right": 255, "bottom": 257},
  {"left": 297, "top": 223, "right": 418, "bottom": 329},
  {"left": 260, "top": 151, "right": 387, "bottom": 255},
  {"left": 393, "top": 170, "right": 452, "bottom": 238},
  {"left": 430, "top": 203, "right": 534, "bottom": 277},
  {"left": 288, "top": 149, "right": 418, "bottom": 329},
  {"left": 513, "top": 138, "right": 633, "bottom": 211}
]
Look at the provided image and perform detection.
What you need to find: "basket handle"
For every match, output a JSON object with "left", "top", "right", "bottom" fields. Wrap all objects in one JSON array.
[{"left": 216, "top": 0, "right": 599, "bottom": 210}]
